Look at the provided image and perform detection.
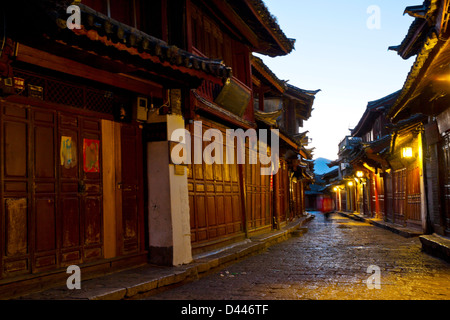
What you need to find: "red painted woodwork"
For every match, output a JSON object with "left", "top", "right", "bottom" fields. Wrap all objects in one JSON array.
[
  {"left": 442, "top": 132, "right": 450, "bottom": 235},
  {"left": 187, "top": 120, "right": 244, "bottom": 246},
  {"left": 393, "top": 169, "right": 406, "bottom": 224},
  {"left": 291, "top": 179, "right": 303, "bottom": 218},
  {"left": 391, "top": 167, "right": 422, "bottom": 227},
  {"left": 376, "top": 174, "right": 385, "bottom": 218},
  {"left": 109, "top": 0, "right": 134, "bottom": 27},
  {"left": 245, "top": 147, "right": 272, "bottom": 234},
  {"left": 385, "top": 172, "right": 394, "bottom": 222},
  {"left": 0, "top": 101, "right": 104, "bottom": 279},
  {"left": 276, "top": 160, "right": 289, "bottom": 223},
  {"left": 82, "top": 0, "right": 108, "bottom": 14},
  {"left": 406, "top": 167, "right": 421, "bottom": 224},
  {"left": 120, "top": 124, "right": 144, "bottom": 255},
  {"left": 189, "top": 2, "right": 252, "bottom": 88}
]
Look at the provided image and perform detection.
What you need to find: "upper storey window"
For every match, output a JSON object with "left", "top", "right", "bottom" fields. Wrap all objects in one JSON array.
[
  {"left": 82, "top": 0, "right": 161, "bottom": 37},
  {"left": 82, "top": 0, "right": 135, "bottom": 27}
]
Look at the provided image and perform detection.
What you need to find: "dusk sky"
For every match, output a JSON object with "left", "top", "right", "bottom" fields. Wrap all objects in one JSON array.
[{"left": 257, "top": 0, "right": 419, "bottom": 161}]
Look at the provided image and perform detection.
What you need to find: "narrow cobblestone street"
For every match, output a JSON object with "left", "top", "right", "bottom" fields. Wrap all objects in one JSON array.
[{"left": 145, "top": 212, "right": 450, "bottom": 300}]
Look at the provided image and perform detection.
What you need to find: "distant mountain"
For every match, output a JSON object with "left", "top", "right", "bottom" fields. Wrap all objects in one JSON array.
[{"left": 313, "top": 157, "right": 337, "bottom": 175}]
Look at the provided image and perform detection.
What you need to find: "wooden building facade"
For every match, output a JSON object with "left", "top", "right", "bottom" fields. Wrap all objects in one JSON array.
[
  {"left": 388, "top": 0, "right": 450, "bottom": 237},
  {"left": 329, "top": 0, "right": 450, "bottom": 237},
  {"left": 329, "top": 91, "right": 427, "bottom": 231},
  {"left": 0, "top": 0, "right": 317, "bottom": 297}
]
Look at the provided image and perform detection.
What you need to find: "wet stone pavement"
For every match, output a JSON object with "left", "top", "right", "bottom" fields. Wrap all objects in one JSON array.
[{"left": 145, "top": 212, "right": 450, "bottom": 300}]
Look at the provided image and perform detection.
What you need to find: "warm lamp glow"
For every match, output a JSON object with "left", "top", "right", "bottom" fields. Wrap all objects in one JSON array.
[
  {"left": 402, "top": 147, "right": 413, "bottom": 159},
  {"left": 348, "top": 181, "right": 354, "bottom": 187},
  {"left": 356, "top": 171, "right": 364, "bottom": 178}
]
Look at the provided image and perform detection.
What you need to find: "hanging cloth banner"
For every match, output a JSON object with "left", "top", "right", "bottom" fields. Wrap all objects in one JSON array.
[
  {"left": 60, "top": 136, "right": 77, "bottom": 169},
  {"left": 83, "top": 139, "right": 100, "bottom": 173}
]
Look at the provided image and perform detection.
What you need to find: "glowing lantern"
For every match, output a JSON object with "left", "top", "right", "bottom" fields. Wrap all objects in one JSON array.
[{"left": 402, "top": 147, "right": 413, "bottom": 159}]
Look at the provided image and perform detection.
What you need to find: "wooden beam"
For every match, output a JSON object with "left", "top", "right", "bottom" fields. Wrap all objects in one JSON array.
[
  {"left": 16, "top": 44, "right": 164, "bottom": 98},
  {"left": 206, "top": 0, "right": 260, "bottom": 49}
]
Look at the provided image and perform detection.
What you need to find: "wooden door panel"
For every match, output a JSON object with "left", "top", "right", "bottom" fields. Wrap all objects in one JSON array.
[
  {"left": 216, "top": 196, "right": 225, "bottom": 225},
  {"left": 189, "top": 194, "right": 196, "bottom": 230},
  {"left": 33, "top": 111, "right": 58, "bottom": 272},
  {"left": 2, "top": 106, "right": 30, "bottom": 278},
  {"left": 123, "top": 194, "right": 138, "bottom": 240},
  {"left": 34, "top": 126, "right": 55, "bottom": 179},
  {"left": 84, "top": 196, "right": 102, "bottom": 246},
  {"left": 393, "top": 169, "right": 406, "bottom": 224},
  {"left": 5, "top": 198, "right": 28, "bottom": 257},
  {"left": 61, "top": 197, "right": 80, "bottom": 248},
  {"left": 3, "top": 197, "right": 29, "bottom": 276},
  {"left": 406, "top": 167, "right": 421, "bottom": 222},
  {"left": 224, "top": 196, "right": 232, "bottom": 224},
  {"left": 443, "top": 132, "right": 450, "bottom": 234},
  {"left": 121, "top": 124, "right": 143, "bottom": 253},
  {"left": 35, "top": 197, "right": 56, "bottom": 252},
  {"left": 120, "top": 124, "right": 143, "bottom": 254},
  {"left": 80, "top": 120, "right": 103, "bottom": 260},
  {"left": 196, "top": 195, "right": 207, "bottom": 228},
  {"left": 1, "top": 102, "right": 108, "bottom": 279},
  {"left": 188, "top": 121, "right": 243, "bottom": 246},
  {"left": 207, "top": 196, "right": 216, "bottom": 227},
  {"left": 59, "top": 123, "right": 83, "bottom": 265},
  {"left": 4, "top": 121, "right": 27, "bottom": 178}
]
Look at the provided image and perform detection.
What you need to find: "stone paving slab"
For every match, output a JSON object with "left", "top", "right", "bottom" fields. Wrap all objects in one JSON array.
[
  {"left": 15, "top": 214, "right": 314, "bottom": 300},
  {"left": 337, "top": 211, "right": 450, "bottom": 262},
  {"left": 337, "top": 211, "right": 422, "bottom": 238},
  {"left": 144, "top": 212, "right": 450, "bottom": 300}
]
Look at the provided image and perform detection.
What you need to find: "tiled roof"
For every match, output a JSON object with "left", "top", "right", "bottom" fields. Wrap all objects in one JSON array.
[
  {"left": 7, "top": 0, "right": 232, "bottom": 83},
  {"left": 228, "top": 0, "right": 295, "bottom": 57},
  {"left": 351, "top": 90, "right": 401, "bottom": 137},
  {"left": 388, "top": 0, "right": 439, "bottom": 59},
  {"left": 251, "top": 55, "right": 287, "bottom": 93},
  {"left": 247, "top": 0, "right": 296, "bottom": 54}
]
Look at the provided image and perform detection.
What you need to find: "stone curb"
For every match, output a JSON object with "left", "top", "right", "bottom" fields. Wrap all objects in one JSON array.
[
  {"left": 419, "top": 234, "right": 450, "bottom": 263},
  {"left": 336, "top": 211, "right": 422, "bottom": 238},
  {"left": 18, "top": 214, "right": 314, "bottom": 300},
  {"left": 337, "top": 211, "right": 450, "bottom": 264}
]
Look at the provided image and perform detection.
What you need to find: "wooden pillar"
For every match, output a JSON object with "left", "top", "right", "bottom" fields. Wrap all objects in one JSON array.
[
  {"left": 273, "top": 165, "right": 280, "bottom": 229},
  {"left": 259, "top": 86, "right": 265, "bottom": 111},
  {"left": 101, "top": 119, "right": 120, "bottom": 259},
  {"left": 239, "top": 163, "right": 249, "bottom": 238}
]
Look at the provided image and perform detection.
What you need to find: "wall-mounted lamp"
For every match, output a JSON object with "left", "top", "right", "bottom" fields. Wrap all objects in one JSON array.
[
  {"left": 402, "top": 147, "right": 413, "bottom": 159},
  {"left": 348, "top": 181, "right": 354, "bottom": 187},
  {"left": 356, "top": 171, "right": 364, "bottom": 178}
]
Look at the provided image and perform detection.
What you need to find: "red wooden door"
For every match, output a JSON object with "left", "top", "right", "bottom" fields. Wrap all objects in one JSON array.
[
  {"left": 377, "top": 174, "right": 385, "bottom": 219},
  {"left": 0, "top": 101, "right": 103, "bottom": 280},
  {"left": 1, "top": 101, "right": 33, "bottom": 277},
  {"left": 33, "top": 108, "right": 58, "bottom": 272},
  {"left": 370, "top": 173, "right": 377, "bottom": 217},
  {"left": 58, "top": 113, "right": 103, "bottom": 264},
  {"left": 341, "top": 188, "right": 347, "bottom": 211},
  {"left": 277, "top": 160, "right": 289, "bottom": 223},
  {"left": 245, "top": 146, "right": 272, "bottom": 234},
  {"left": 187, "top": 121, "right": 244, "bottom": 247},
  {"left": 120, "top": 123, "right": 144, "bottom": 255},
  {"left": 441, "top": 132, "right": 450, "bottom": 235},
  {"left": 406, "top": 167, "right": 421, "bottom": 225},
  {"left": 385, "top": 172, "right": 393, "bottom": 222},
  {"left": 393, "top": 169, "right": 406, "bottom": 225}
]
